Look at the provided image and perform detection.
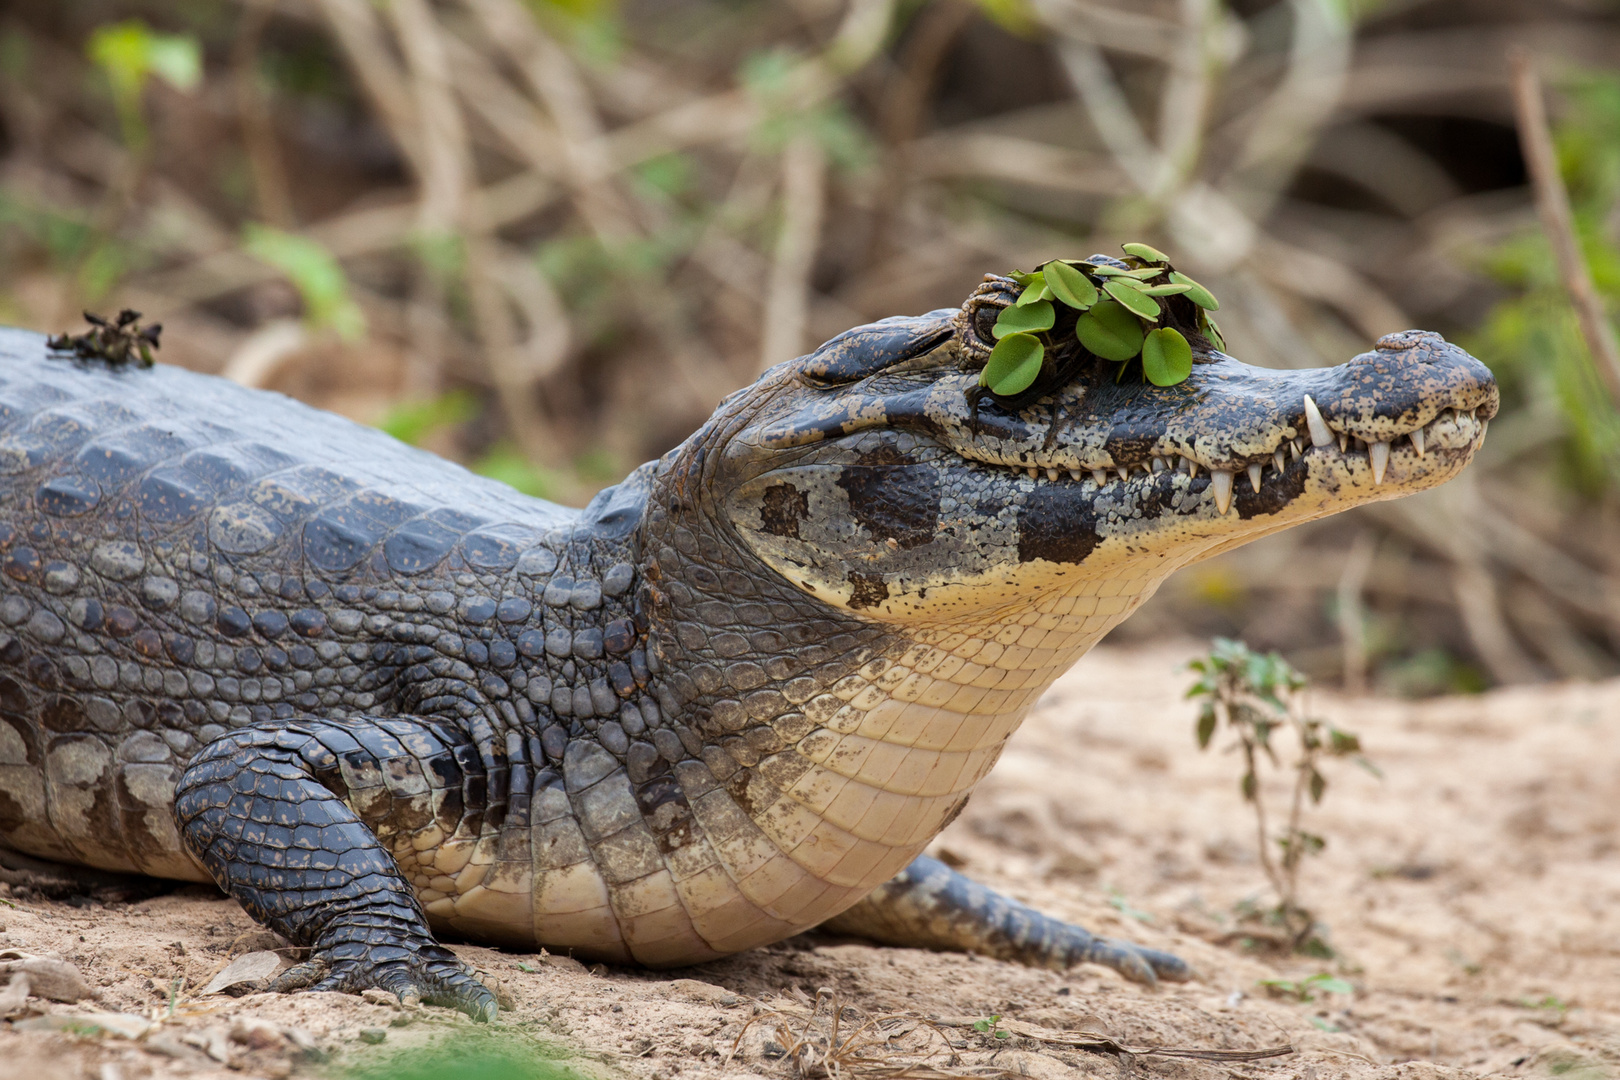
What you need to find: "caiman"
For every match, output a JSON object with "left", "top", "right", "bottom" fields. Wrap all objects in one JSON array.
[{"left": 0, "top": 262, "right": 1497, "bottom": 1021}]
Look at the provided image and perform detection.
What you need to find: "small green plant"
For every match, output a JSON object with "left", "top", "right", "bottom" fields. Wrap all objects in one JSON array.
[
  {"left": 1257, "top": 973, "right": 1354, "bottom": 1003},
  {"left": 1187, "top": 638, "right": 1374, "bottom": 953},
  {"left": 980, "top": 242, "right": 1222, "bottom": 399},
  {"left": 971, "top": 1015, "right": 1011, "bottom": 1040},
  {"left": 243, "top": 225, "right": 365, "bottom": 341},
  {"left": 87, "top": 20, "right": 201, "bottom": 155},
  {"left": 1107, "top": 889, "right": 1153, "bottom": 923},
  {"left": 1521, "top": 994, "right": 1569, "bottom": 1018}
]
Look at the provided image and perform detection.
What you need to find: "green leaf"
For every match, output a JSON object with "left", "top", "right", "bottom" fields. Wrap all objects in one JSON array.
[
  {"left": 87, "top": 20, "right": 201, "bottom": 152},
  {"left": 993, "top": 299, "right": 1054, "bottom": 338},
  {"left": 1104, "top": 279, "right": 1161, "bottom": 320},
  {"left": 1196, "top": 704, "right": 1217, "bottom": 749},
  {"left": 1042, "top": 260, "right": 1098, "bottom": 310},
  {"left": 380, "top": 389, "right": 479, "bottom": 446},
  {"left": 1309, "top": 768, "right": 1327, "bottom": 804},
  {"left": 1075, "top": 300, "right": 1145, "bottom": 361},
  {"left": 88, "top": 20, "right": 201, "bottom": 96},
  {"left": 1170, "top": 271, "right": 1220, "bottom": 310},
  {"left": 1122, "top": 242, "right": 1170, "bottom": 263},
  {"left": 242, "top": 225, "right": 366, "bottom": 340},
  {"left": 1091, "top": 265, "right": 1161, "bottom": 280},
  {"left": 1328, "top": 728, "right": 1362, "bottom": 754},
  {"left": 1009, "top": 269, "right": 1039, "bottom": 288},
  {"left": 980, "top": 333, "right": 1045, "bottom": 396},
  {"left": 1141, "top": 327, "right": 1193, "bottom": 386},
  {"left": 1200, "top": 309, "right": 1227, "bottom": 352},
  {"left": 1016, "top": 282, "right": 1053, "bottom": 306},
  {"left": 1138, "top": 282, "right": 1193, "bottom": 296},
  {"left": 1305, "top": 974, "right": 1354, "bottom": 995}
]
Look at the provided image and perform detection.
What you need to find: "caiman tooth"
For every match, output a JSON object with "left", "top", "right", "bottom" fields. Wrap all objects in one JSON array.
[
  {"left": 1117, "top": 467, "right": 1130, "bottom": 482},
  {"left": 1291, "top": 439, "right": 1302, "bottom": 459},
  {"left": 1181, "top": 455, "right": 1198, "bottom": 478},
  {"left": 1027, "top": 467, "right": 1037, "bottom": 479},
  {"left": 1302, "top": 395, "right": 1334, "bottom": 448},
  {"left": 1092, "top": 469, "right": 1108, "bottom": 486},
  {"left": 1369, "top": 440, "right": 1390, "bottom": 484},
  {"left": 1409, "top": 426, "right": 1425, "bottom": 457},
  {"left": 1273, "top": 449, "right": 1287, "bottom": 474},
  {"left": 1247, "top": 463, "right": 1263, "bottom": 492},
  {"left": 1151, "top": 456, "right": 1167, "bottom": 473},
  {"left": 1338, "top": 432, "right": 1348, "bottom": 453},
  {"left": 1070, "top": 469, "right": 1083, "bottom": 482},
  {"left": 1478, "top": 418, "right": 1489, "bottom": 444},
  {"left": 1210, "top": 469, "right": 1234, "bottom": 514},
  {"left": 1046, "top": 468, "right": 1059, "bottom": 481}
]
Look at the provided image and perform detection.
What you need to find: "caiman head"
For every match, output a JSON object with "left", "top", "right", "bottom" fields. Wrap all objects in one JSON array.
[
  {"left": 654, "top": 258, "right": 1497, "bottom": 655},
  {"left": 608, "top": 255, "right": 1499, "bottom": 945}
]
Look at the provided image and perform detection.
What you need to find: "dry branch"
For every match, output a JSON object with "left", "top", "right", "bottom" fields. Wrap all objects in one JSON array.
[{"left": 1508, "top": 47, "right": 1620, "bottom": 408}]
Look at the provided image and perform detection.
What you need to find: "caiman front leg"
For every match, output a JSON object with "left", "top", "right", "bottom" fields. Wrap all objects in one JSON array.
[
  {"left": 173, "top": 716, "right": 499, "bottom": 1020},
  {"left": 822, "top": 855, "right": 1192, "bottom": 985}
]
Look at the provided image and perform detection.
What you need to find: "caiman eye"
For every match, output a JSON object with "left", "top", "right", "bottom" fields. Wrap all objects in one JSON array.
[
  {"left": 795, "top": 311, "right": 956, "bottom": 388},
  {"left": 972, "top": 304, "right": 1001, "bottom": 349}
]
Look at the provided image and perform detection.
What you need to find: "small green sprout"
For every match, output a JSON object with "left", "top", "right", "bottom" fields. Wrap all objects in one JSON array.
[
  {"left": 87, "top": 20, "right": 201, "bottom": 154},
  {"left": 243, "top": 225, "right": 366, "bottom": 341},
  {"left": 972, "top": 1015, "right": 1012, "bottom": 1039},
  {"left": 1188, "top": 638, "right": 1374, "bottom": 954},
  {"left": 1258, "top": 973, "right": 1354, "bottom": 1003},
  {"left": 978, "top": 243, "right": 1223, "bottom": 401}
]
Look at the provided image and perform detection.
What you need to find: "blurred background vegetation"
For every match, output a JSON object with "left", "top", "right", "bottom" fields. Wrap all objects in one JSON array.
[{"left": 0, "top": 0, "right": 1616, "bottom": 695}]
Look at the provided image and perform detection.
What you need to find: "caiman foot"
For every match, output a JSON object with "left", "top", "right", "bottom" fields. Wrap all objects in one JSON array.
[
  {"left": 269, "top": 933, "right": 497, "bottom": 1021},
  {"left": 821, "top": 854, "right": 1193, "bottom": 986}
]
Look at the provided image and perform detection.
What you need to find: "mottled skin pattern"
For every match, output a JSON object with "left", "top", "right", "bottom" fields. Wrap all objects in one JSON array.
[{"left": 0, "top": 270, "right": 1497, "bottom": 1020}]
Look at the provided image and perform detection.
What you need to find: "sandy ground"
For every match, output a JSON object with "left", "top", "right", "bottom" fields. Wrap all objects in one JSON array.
[{"left": 0, "top": 641, "right": 1615, "bottom": 1080}]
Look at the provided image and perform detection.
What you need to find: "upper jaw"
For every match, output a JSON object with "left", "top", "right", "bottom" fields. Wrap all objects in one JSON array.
[{"left": 936, "top": 330, "right": 1498, "bottom": 485}]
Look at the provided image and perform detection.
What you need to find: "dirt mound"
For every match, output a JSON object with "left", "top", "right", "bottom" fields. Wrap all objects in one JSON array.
[{"left": 0, "top": 642, "right": 1614, "bottom": 1080}]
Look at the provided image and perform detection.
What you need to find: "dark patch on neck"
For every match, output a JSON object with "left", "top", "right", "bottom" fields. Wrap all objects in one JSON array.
[
  {"left": 1015, "top": 478, "right": 1102, "bottom": 565},
  {"left": 836, "top": 446, "right": 940, "bottom": 550},
  {"left": 759, "top": 483, "right": 809, "bottom": 539},
  {"left": 847, "top": 571, "right": 890, "bottom": 609}
]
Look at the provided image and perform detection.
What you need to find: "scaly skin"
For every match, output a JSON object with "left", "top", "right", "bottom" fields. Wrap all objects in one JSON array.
[{"left": 0, "top": 270, "right": 1497, "bottom": 1019}]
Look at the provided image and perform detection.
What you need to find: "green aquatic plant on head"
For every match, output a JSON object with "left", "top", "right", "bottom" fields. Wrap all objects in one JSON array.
[{"left": 978, "top": 243, "right": 1223, "bottom": 400}]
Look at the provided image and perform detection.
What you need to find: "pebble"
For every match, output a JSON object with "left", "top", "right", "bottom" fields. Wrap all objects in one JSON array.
[{"left": 358, "top": 1028, "right": 387, "bottom": 1045}]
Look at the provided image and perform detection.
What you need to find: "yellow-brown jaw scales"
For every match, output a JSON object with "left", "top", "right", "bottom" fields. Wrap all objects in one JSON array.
[{"left": 609, "top": 286, "right": 1496, "bottom": 962}]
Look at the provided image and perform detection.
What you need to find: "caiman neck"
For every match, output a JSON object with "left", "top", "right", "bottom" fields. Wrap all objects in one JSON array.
[{"left": 628, "top": 430, "right": 1162, "bottom": 942}]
